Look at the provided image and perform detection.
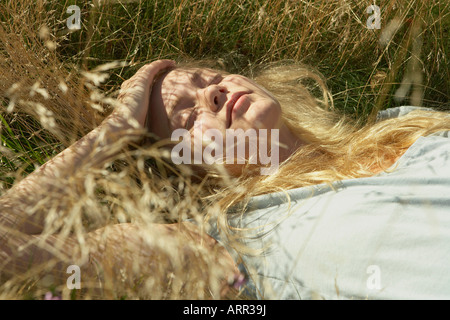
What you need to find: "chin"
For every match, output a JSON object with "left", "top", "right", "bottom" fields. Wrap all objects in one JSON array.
[{"left": 246, "top": 100, "right": 282, "bottom": 130}]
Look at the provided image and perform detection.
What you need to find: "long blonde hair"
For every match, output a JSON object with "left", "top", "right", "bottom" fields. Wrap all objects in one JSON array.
[{"left": 191, "top": 61, "right": 450, "bottom": 247}]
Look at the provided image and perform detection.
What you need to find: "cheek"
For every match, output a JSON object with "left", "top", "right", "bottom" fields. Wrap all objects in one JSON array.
[
  {"left": 245, "top": 98, "right": 282, "bottom": 130},
  {"left": 190, "top": 116, "right": 227, "bottom": 150},
  {"left": 194, "top": 113, "right": 226, "bottom": 131}
]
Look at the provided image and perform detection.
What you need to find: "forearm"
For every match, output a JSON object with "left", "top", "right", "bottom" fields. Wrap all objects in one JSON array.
[
  {"left": 0, "top": 222, "right": 239, "bottom": 299},
  {"left": 0, "top": 60, "right": 174, "bottom": 235},
  {"left": 0, "top": 117, "right": 142, "bottom": 234}
]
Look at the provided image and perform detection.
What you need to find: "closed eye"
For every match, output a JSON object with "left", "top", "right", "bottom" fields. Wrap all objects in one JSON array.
[
  {"left": 210, "top": 74, "right": 223, "bottom": 85},
  {"left": 184, "top": 107, "right": 198, "bottom": 130}
]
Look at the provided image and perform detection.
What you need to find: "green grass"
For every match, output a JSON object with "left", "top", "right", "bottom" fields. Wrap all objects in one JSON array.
[
  {"left": 0, "top": 0, "right": 449, "bottom": 299},
  {"left": 1, "top": 0, "right": 449, "bottom": 189},
  {"left": 0, "top": 113, "right": 61, "bottom": 188}
]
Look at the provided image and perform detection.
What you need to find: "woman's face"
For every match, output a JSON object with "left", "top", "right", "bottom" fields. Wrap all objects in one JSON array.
[{"left": 149, "top": 67, "right": 283, "bottom": 139}]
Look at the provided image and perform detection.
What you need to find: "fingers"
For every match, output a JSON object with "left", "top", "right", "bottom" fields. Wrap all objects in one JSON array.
[
  {"left": 137, "top": 59, "right": 176, "bottom": 79},
  {"left": 111, "top": 60, "right": 176, "bottom": 130},
  {"left": 120, "top": 59, "right": 176, "bottom": 92}
]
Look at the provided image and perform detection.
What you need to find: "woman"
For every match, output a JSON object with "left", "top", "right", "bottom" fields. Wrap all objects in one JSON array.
[
  {"left": 0, "top": 60, "right": 239, "bottom": 299},
  {"left": 1, "top": 59, "right": 450, "bottom": 299}
]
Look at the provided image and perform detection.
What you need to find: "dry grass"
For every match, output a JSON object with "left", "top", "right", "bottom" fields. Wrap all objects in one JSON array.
[{"left": 0, "top": 0, "right": 448, "bottom": 299}]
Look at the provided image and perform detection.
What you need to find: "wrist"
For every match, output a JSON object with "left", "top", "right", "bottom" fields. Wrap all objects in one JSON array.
[{"left": 96, "top": 114, "right": 146, "bottom": 148}]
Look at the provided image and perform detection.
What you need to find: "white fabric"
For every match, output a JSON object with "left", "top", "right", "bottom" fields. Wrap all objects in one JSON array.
[{"left": 208, "top": 107, "right": 450, "bottom": 299}]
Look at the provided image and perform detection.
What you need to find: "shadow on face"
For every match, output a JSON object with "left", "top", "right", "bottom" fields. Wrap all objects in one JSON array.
[{"left": 147, "top": 66, "right": 284, "bottom": 178}]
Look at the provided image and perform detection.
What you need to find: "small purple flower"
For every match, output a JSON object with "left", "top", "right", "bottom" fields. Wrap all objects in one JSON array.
[
  {"left": 44, "top": 292, "right": 61, "bottom": 300},
  {"left": 232, "top": 274, "right": 247, "bottom": 289}
]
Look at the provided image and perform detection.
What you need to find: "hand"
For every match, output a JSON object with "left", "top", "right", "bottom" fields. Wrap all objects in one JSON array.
[
  {"left": 83, "top": 222, "right": 242, "bottom": 299},
  {"left": 105, "top": 59, "right": 175, "bottom": 131}
]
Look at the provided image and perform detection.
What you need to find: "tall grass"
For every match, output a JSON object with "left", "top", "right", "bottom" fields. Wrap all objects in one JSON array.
[{"left": 0, "top": 0, "right": 448, "bottom": 299}]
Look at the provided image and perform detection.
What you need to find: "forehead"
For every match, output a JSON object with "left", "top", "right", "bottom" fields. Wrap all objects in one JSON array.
[{"left": 161, "top": 67, "right": 219, "bottom": 88}]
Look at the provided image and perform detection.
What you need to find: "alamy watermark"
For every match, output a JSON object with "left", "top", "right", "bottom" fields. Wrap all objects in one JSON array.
[
  {"left": 366, "top": 5, "right": 381, "bottom": 30},
  {"left": 64, "top": 4, "right": 381, "bottom": 34},
  {"left": 66, "top": 265, "right": 81, "bottom": 289},
  {"left": 171, "top": 121, "right": 280, "bottom": 175},
  {"left": 67, "top": 5, "right": 81, "bottom": 30},
  {"left": 366, "top": 265, "right": 381, "bottom": 290}
]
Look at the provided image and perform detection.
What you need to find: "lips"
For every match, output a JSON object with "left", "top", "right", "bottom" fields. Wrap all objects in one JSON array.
[{"left": 226, "top": 91, "right": 250, "bottom": 128}]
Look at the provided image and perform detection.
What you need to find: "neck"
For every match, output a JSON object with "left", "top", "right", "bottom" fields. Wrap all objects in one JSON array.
[{"left": 277, "top": 124, "right": 306, "bottom": 163}]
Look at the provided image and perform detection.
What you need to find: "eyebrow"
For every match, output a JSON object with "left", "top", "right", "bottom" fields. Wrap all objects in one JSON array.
[
  {"left": 167, "top": 70, "right": 203, "bottom": 119},
  {"left": 190, "top": 70, "right": 202, "bottom": 85}
]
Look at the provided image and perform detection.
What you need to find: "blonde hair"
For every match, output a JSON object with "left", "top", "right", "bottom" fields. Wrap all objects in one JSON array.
[
  {"left": 1, "top": 53, "right": 448, "bottom": 298},
  {"left": 191, "top": 61, "right": 450, "bottom": 249}
]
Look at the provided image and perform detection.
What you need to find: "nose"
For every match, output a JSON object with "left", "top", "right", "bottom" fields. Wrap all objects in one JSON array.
[{"left": 199, "top": 85, "right": 227, "bottom": 112}]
